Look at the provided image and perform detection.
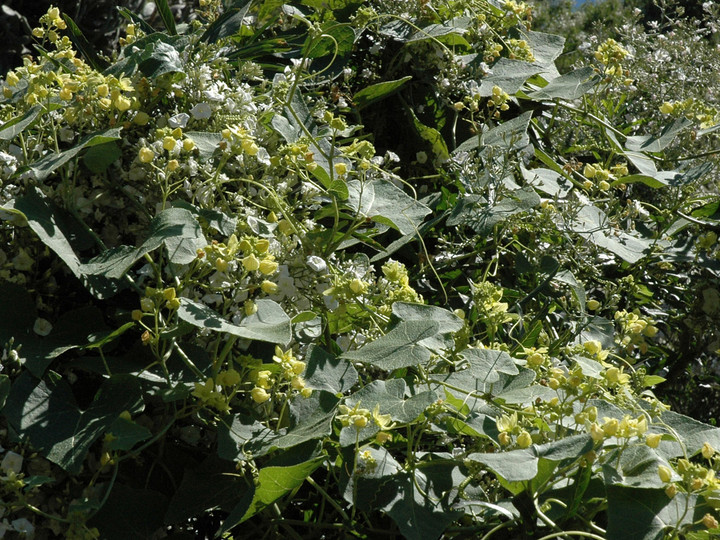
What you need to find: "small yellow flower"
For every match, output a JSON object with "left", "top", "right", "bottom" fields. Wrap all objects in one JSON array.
[
  {"left": 167, "top": 159, "right": 179, "bottom": 172},
  {"left": 251, "top": 387, "right": 270, "bottom": 403},
  {"left": 131, "top": 309, "right": 144, "bottom": 321},
  {"left": 658, "top": 465, "right": 673, "bottom": 483},
  {"left": 216, "top": 369, "right": 241, "bottom": 387},
  {"left": 517, "top": 430, "right": 532, "bottom": 448},
  {"left": 241, "top": 254, "right": 259, "bottom": 272},
  {"left": 183, "top": 138, "right": 195, "bottom": 152},
  {"left": 163, "top": 136, "right": 176, "bottom": 151},
  {"left": 6, "top": 71, "right": 20, "bottom": 87},
  {"left": 590, "top": 423, "right": 605, "bottom": 442},
  {"left": 349, "top": 278, "right": 366, "bottom": 295},
  {"left": 259, "top": 259, "right": 278, "bottom": 275},
  {"left": 261, "top": 280, "right": 278, "bottom": 294},
  {"left": 703, "top": 442, "right": 716, "bottom": 460},
  {"left": 703, "top": 513, "right": 719, "bottom": 529},
  {"left": 660, "top": 102, "right": 675, "bottom": 115},
  {"left": 586, "top": 299, "right": 601, "bottom": 311},
  {"left": 133, "top": 111, "right": 150, "bottom": 125},
  {"left": 646, "top": 433, "right": 662, "bottom": 448},
  {"left": 59, "top": 86, "right": 72, "bottom": 101},
  {"left": 139, "top": 147, "right": 155, "bottom": 163},
  {"left": 334, "top": 162, "right": 347, "bottom": 176},
  {"left": 114, "top": 95, "right": 132, "bottom": 112},
  {"left": 602, "top": 418, "right": 619, "bottom": 437},
  {"left": 244, "top": 300, "right": 257, "bottom": 316}
]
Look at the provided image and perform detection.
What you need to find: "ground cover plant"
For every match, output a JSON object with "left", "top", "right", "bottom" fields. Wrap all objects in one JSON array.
[{"left": 1, "top": 0, "right": 720, "bottom": 538}]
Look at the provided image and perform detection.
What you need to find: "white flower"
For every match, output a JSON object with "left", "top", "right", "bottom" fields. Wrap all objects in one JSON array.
[
  {"left": 190, "top": 101, "right": 212, "bottom": 120},
  {"left": 168, "top": 113, "right": 190, "bottom": 128},
  {"left": 32, "top": 318, "right": 53, "bottom": 337},
  {"left": 306, "top": 256, "right": 327, "bottom": 273},
  {"left": 11, "top": 518, "right": 33, "bottom": 538},
  {"left": 1, "top": 451, "right": 23, "bottom": 474}
]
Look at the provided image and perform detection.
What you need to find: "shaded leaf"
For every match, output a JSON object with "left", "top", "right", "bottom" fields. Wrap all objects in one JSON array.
[
  {"left": 80, "top": 207, "right": 206, "bottom": 279},
  {"left": 164, "top": 454, "right": 248, "bottom": 525},
  {"left": 5, "top": 373, "right": 143, "bottom": 474},
  {"left": 606, "top": 487, "right": 701, "bottom": 540},
  {"left": 26, "top": 128, "right": 122, "bottom": 181},
  {"left": 90, "top": 485, "right": 168, "bottom": 540},
  {"left": 304, "top": 345, "right": 358, "bottom": 395},
  {"left": 0, "top": 105, "right": 42, "bottom": 141}
]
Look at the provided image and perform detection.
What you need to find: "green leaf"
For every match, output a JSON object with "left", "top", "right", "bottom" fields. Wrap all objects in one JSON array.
[
  {"left": 0, "top": 105, "right": 43, "bottom": 141},
  {"left": 346, "top": 178, "right": 431, "bottom": 236},
  {"left": 468, "top": 447, "right": 537, "bottom": 483},
  {"left": 606, "top": 487, "right": 701, "bottom": 540},
  {"left": 460, "top": 348, "right": 519, "bottom": 385},
  {"left": 408, "top": 108, "right": 449, "bottom": 160},
  {"left": 155, "top": 0, "right": 177, "bottom": 35},
  {"left": 341, "top": 320, "right": 439, "bottom": 370},
  {"left": 171, "top": 200, "right": 238, "bottom": 236},
  {"left": 221, "top": 442, "right": 323, "bottom": 532},
  {"left": 568, "top": 205, "right": 660, "bottom": 264},
  {"left": 527, "top": 67, "right": 599, "bottom": 100},
  {"left": 525, "top": 30, "right": 565, "bottom": 69},
  {"left": 345, "top": 378, "right": 437, "bottom": 424},
  {"left": 391, "top": 302, "right": 462, "bottom": 350},
  {"left": 303, "top": 22, "right": 355, "bottom": 59},
  {"left": 176, "top": 298, "right": 291, "bottom": 344},
  {"left": 0, "top": 281, "right": 112, "bottom": 377},
  {"left": 455, "top": 111, "right": 533, "bottom": 154},
  {"left": 83, "top": 141, "right": 121, "bottom": 173},
  {"left": 468, "top": 435, "right": 593, "bottom": 484},
  {"left": 138, "top": 40, "right": 184, "bottom": 80},
  {"left": 304, "top": 345, "right": 358, "bottom": 395},
  {"left": 200, "top": 2, "right": 253, "bottom": 43},
  {"left": 26, "top": 128, "right": 122, "bottom": 181},
  {"left": 602, "top": 445, "right": 670, "bottom": 489},
  {"left": 625, "top": 118, "right": 693, "bottom": 153},
  {"left": 183, "top": 132, "right": 223, "bottom": 158},
  {"left": 406, "top": 16, "right": 470, "bottom": 44},
  {"left": 4, "top": 373, "right": 143, "bottom": 474},
  {"left": 478, "top": 59, "right": 542, "bottom": 96},
  {"left": 521, "top": 166, "right": 573, "bottom": 198},
  {"left": 62, "top": 14, "right": 109, "bottom": 71},
  {"left": 105, "top": 417, "right": 152, "bottom": 451},
  {"left": 353, "top": 76, "right": 412, "bottom": 111},
  {"left": 656, "top": 410, "right": 720, "bottom": 459},
  {"left": 80, "top": 207, "right": 207, "bottom": 279}
]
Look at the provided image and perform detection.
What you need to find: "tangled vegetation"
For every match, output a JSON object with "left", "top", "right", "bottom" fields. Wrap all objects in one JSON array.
[{"left": 0, "top": 0, "right": 720, "bottom": 538}]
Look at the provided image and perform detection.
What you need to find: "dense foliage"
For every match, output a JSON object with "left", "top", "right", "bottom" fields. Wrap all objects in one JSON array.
[{"left": 1, "top": 0, "right": 720, "bottom": 538}]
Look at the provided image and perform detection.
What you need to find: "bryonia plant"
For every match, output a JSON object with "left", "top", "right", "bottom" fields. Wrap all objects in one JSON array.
[{"left": 0, "top": 0, "right": 719, "bottom": 538}]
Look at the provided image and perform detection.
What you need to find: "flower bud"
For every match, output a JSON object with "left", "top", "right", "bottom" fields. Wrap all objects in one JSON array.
[
  {"left": 517, "top": 430, "right": 532, "bottom": 448},
  {"left": 646, "top": 433, "right": 662, "bottom": 448},
  {"left": 658, "top": 465, "right": 673, "bottom": 483}
]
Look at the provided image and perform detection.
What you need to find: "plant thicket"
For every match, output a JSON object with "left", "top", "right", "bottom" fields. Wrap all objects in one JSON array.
[{"left": 1, "top": 0, "right": 720, "bottom": 538}]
